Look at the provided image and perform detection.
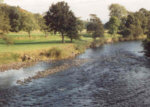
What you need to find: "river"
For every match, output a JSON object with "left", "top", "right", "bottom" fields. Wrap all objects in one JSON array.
[{"left": 0, "top": 41, "right": 150, "bottom": 107}]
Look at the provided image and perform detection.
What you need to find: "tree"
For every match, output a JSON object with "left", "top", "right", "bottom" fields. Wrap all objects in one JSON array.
[
  {"left": 20, "top": 12, "right": 37, "bottom": 37},
  {"left": 66, "top": 12, "right": 79, "bottom": 42},
  {"left": 87, "top": 14, "right": 104, "bottom": 40},
  {"left": 76, "top": 18, "right": 84, "bottom": 33},
  {"left": 44, "top": 1, "right": 77, "bottom": 43},
  {"left": 120, "top": 13, "right": 143, "bottom": 38},
  {"left": 34, "top": 14, "right": 49, "bottom": 37},
  {"left": 109, "top": 4, "right": 128, "bottom": 20},
  {"left": 9, "top": 7, "right": 21, "bottom": 32},
  {"left": 0, "top": 10, "right": 10, "bottom": 33},
  {"left": 0, "top": 5, "right": 22, "bottom": 32},
  {"left": 107, "top": 16, "right": 120, "bottom": 35}
]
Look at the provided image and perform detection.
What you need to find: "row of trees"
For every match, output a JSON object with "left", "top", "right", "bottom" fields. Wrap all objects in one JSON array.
[
  {"left": 1, "top": 2, "right": 150, "bottom": 45},
  {"left": 105, "top": 4, "right": 150, "bottom": 38},
  {"left": 0, "top": 2, "right": 85, "bottom": 43},
  {"left": 0, "top": 4, "right": 39, "bottom": 36}
]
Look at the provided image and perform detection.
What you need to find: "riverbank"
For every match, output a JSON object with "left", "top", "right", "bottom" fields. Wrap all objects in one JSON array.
[
  {"left": 0, "top": 41, "right": 148, "bottom": 107},
  {"left": 0, "top": 32, "right": 146, "bottom": 72}
]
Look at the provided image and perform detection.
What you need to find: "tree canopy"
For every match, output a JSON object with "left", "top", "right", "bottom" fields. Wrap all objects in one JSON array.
[
  {"left": 107, "top": 16, "right": 120, "bottom": 35},
  {"left": 109, "top": 4, "right": 128, "bottom": 19},
  {"left": 0, "top": 10, "right": 10, "bottom": 33},
  {"left": 87, "top": 14, "right": 104, "bottom": 39},
  {"left": 44, "top": 1, "right": 78, "bottom": 43}
]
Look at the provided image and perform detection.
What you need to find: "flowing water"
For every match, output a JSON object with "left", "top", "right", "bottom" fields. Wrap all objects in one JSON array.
[{"left": 1, "top": 41, "right": 150, "bottom": 107}]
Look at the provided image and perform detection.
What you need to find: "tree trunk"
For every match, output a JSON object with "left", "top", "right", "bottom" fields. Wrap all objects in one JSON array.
[
  {"left": 61, "top": 33, "right": 65, "bottom": 43},
  {"left": 71, "top": 38, "right": 73, "bottom": 43}
]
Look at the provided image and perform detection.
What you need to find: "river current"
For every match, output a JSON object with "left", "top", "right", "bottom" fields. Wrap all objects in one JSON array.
[{"left": 0, "top": 41, "right": 150, "bottom": 107}]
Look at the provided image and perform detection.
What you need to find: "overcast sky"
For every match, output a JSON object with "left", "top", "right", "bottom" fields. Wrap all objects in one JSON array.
[{"left": 4, "top": 0, "right": 150, "bottom": 23}]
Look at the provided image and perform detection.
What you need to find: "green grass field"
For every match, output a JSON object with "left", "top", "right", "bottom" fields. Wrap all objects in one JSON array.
[
  {"left": 1, "top": 30, "right": 142, "bottom": 65},
  {"left": 0, "top": 31, "right": 93, "bottom": 64}
]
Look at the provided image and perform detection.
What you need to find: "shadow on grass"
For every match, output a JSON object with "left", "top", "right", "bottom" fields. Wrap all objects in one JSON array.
[
  {"left": 0, "top": 40, "right": 72, "bottom": 45},
  {"left": 82, "top": 33, "right": 92, "bottom": 38}
]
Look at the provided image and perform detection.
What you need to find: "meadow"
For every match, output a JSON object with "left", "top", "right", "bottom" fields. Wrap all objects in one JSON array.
[
  {"left": 0, "top": 30, "right": 146, "bottom": 65},
  {"left": 0, "top": 31, "right": 93, "bottom": 64}
]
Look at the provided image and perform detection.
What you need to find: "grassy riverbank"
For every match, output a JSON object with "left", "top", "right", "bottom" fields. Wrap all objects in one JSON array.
[
  {"left": 0, "top": 31, "right": 146, "bottom": 66},
  {"left": 0, "top": 31, "right": 92, "bottom": 65}
]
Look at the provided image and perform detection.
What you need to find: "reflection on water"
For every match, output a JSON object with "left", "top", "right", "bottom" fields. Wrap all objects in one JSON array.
[{"left": 78, "top": 41, "right": 143, "bottom": 59}]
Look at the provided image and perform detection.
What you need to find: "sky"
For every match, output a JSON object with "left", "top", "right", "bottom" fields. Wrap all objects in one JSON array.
[{"left": 4, "top": 0, "right": 150, "bottom": 23}]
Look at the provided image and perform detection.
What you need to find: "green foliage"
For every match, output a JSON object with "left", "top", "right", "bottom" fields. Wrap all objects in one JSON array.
[
  {"left": 120, "top": 13, "right": 143, "bottom": 37},
  {"left": 0, "top": 10, "right": 10, "bottom": 33},
  {"left": 0, "top": 4, "right": 22, "bottom": 32},
  {"left": 34, "top": 14, "right": 49, "bottom": 37},
  {"left": 8, "top": 7, "right": 21, "bottom": 32},
  {"left": 44, "top": 1, "right": 78, "bottom": 43},
  {"left": 66, "top": 12, "right": 79, "bottom": 42},
  {"left": 109, "top": 4, "right": 128, "bottom": 19},
  {"left": 20, "top": 12, "right": 38, "bottom": 37},
  {"left": 87, "top": 14, "right": 104, "bottom": 39},
  {"left": 77, "top": 18, "right": 84, "bottom": 33},
  {"left": 46, "top": 48, "right": 62, "bottom": 58},
  {"left": 107, "top": 16, "right": 120, "bottom": 35}
]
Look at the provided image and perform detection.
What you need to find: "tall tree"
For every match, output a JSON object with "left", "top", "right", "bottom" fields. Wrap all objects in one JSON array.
[
  {"left": 20, "top": 12, "right": 37, "bottom": 37},
  {"left": 9, "top": 7, "right": 21, "bottom": 32},
  {"left": 76, "top": 18, "right": 84, "bottom": 33},
  {"left": 34, "top": 14, "right": 49, "bottom": 37},
  {"left": 107, "top": 16, "right": 120, "bottom": 35},
  {"left": 109, "top": 4, "right": 128, "bottom": 20},
  {"left": 44, "top": 1, "right": 77, "bottom": 43},
  {"left": 66, "top": 12, "right": 79, "bottom": 42},
  {"left": 120, "top": 13, "right": 143, "bottom": 38},
  {"left": 87, "top": 14, "right": 104, "bottom": 40}
]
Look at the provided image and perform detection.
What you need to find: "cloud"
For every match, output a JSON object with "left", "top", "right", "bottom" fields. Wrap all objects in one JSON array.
[{"left": 4, "top": 0, "right": 150, "bottom": 23}]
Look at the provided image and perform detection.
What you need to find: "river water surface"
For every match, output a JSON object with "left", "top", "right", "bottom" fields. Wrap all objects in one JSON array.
[{"left": 1, "top": 41, "right": 150, "bottom": 107}]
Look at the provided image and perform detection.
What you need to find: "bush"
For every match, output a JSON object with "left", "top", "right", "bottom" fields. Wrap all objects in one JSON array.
[{"left": 46, "top": 48, "right": 62, "bottom": 58}]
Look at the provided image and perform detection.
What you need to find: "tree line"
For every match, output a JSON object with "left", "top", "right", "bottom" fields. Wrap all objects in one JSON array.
[
  {"left": 106, "top": 4, "right": 150, "bottom": 38},
  {"left": 1, "top": 2, "right": 150, "bottom": 47},
  {"left": 0, "top": 2, "right": 85, "bottom": 43}
]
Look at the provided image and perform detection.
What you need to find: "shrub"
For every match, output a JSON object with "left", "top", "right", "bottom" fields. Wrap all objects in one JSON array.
[{"left": 46, "top": 48, "right": 62, "bottom": 58}]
